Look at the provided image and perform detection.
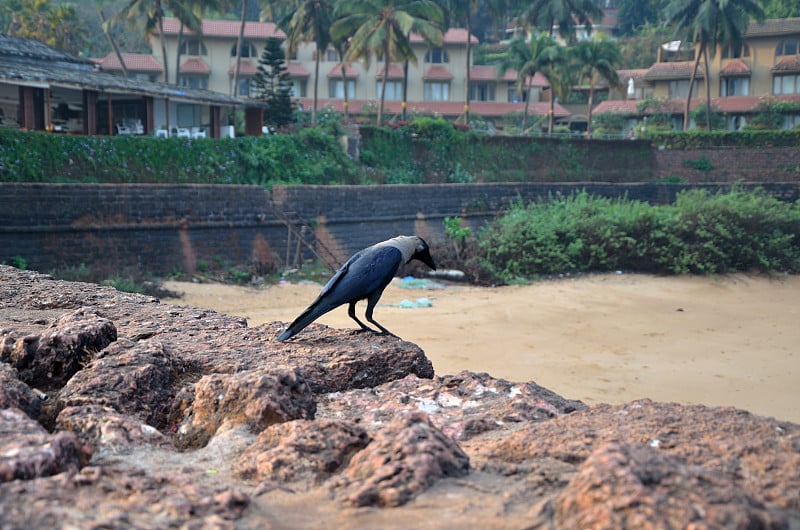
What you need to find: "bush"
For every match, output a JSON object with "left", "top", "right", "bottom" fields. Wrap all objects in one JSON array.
[{"left": 477, "top": 189, "right": 800, "bottom": 282}]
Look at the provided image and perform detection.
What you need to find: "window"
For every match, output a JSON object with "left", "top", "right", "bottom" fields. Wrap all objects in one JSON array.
[
  {"left": 507, "top": 82, "right": 527, "bottom": 103},
  {"left": 291, "top": 79, "right": 307, "bottom": 98},
  {"left": 773, "top": 74, "right": 800, "bottom": 95},
  {"left": 179, "top": 38, "right": 207, "bottom": 56},
  {"left": 424, "top": 81, "right": 449, "bottom": 101},
  {"left": 722, "top": 44, "right": 749, "bottom": 59},
  {"left": 425, "top": 47, "right": 449, "bottom": 64},
  {"left": 177, "top": 103, "right": 203, "bottom": 127},
  {"left": 776, "top": 38, "right": 799, "bottom": 56},
  {"left": 377, "top": 80, "right": 402, "bottom": 100},
  {"left": 179, "top": 75, "right": 208, "bottom": 90},
  {"left": 230, "top": 41, "right": 257, "bottom": 58},
  {"left": 469, "top": 82, "right": 495, "bottom": 102},
  {"left": 232, "top": 77, "right": 255, "bottom": 97},
  {"left": 720, "top": 77, "right": 749, "bottom": 97},
  {"left": 328, "top": 79, "right": 355, "bottom": 99},
  {"left": 325, "top": 48, "right": 339, "bottom": 61},
  {"left": 668, "top": 79, "right": 697, "bottom": 99}
]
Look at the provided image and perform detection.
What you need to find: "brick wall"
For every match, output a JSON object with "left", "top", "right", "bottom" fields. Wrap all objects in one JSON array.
[
  {"left": 3, "top": 181, "right": 796, "bottom": 277},
  {"left": 653, "top": 147, "right": 800, "bottom": 182}
]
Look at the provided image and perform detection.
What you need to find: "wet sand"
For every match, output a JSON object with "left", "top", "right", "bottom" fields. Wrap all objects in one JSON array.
[{"left": 162, "top": 273, "right": 800, "bottom": 423}]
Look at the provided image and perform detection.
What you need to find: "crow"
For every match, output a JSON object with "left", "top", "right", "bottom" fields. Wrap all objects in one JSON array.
[{"left": 276, "top": 235, "right": 436, "bottom": 341}]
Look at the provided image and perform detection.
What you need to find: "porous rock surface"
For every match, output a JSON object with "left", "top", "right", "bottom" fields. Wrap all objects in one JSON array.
[{"left": 0, "top": 265, "right": 798, "bottom": 529}]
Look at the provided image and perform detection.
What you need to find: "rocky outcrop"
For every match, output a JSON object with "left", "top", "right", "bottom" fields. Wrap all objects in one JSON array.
[{"left": 0, "top": 265, "right": 798, "bottom": 529}]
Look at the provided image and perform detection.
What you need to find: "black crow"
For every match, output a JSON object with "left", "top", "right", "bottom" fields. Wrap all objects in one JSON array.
[{"left": 276, "top": 235, "right": 436, "bottom": 341}]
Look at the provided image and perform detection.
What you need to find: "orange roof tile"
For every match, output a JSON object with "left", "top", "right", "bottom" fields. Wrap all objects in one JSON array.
[
  {"left": 772, "top": 56, "right": 800, "bottom": 73},
  {"left": 327, "top": 63, "right": 359, "bottom": 79},
  {"left": 501, "top": 70, "right": 550, "bottom": 87},
  {"left": 227, "top": 60, "right": 258, "bottom": 76},
  {"left": 423, "top": 65, "right": 454, "bottom": 80},
  {"left": 158, "top": 18, "right": 285, "bottom": 39},
  {"left": 180, "top": 58, "right": 210, "bottom": 74},
  {"left": 644, "top": 61, "right": 703, "bottom": 80},
  {"left": 286, "top": 63, "right": 310, "bottom": 77},
  {"left": 719, "top": 60, "right": 751, "bottom": 76},
  {"left": 93, "top": 53, "right": 163, "bottom": 72},
  {"left": 470, "top": 65, "right": 497, "bottom": 81},
  {"left": 745, "top": 17, "right": 800, "bottom": 37},
  {"left": 375, "top": 64, "right": 404, "bottom": 79}
]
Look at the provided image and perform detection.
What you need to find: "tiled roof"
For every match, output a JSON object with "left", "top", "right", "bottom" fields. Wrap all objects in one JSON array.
[
  {"left": 772, "top": 56, "right": 800, "bottom": 73},
  {"left": 719, "top": 60, "right": 751, "bottom": 77},
  {"left": 0, "top": 34, "right": 90, "bottom": 66},
  {"left": 423, "top": 65, "right": 454, "bottom": 80},
  {"left": 617, "top": 68, "right": 648, "bottom": 86},
  {"left": 501, "top": 70, "right": 550, "bottom": 88},
  {"left": 594, "top": 95, "right": 800, "bottom": 116},
  {"left": 644, "top": 61, "right": 703, "bottom": 80},
  {"left": 286, "top": 63, "right": 310, "bottom": 77},
  {"left": 375, "top": 64, "right": 404, "bottom": 79},
  {"left": 292, "top": 98, "right": 571, "bottom": 118},
  {"left": 180, "top": 58, "right": 210, "bottom": 74},
  {"left": 470, "top": 65, "right": 497, "bottom": 81},
  {"left": 0, "top": 35, "right": 249, "bottom": 107},
  {"left": 227, "top": 59, "right": 258, "bottom": 76},
  {"left": 158, "top": 18, "right": 285, "bottom": 39},
  {"left": 745, "top": 17, "right": 800, "bottom": 37},
  {"left": 94, "top": 53, "right": 163, "bottom": 72},
  {"left": 327, "top": 63, "right": 359, "bottom": 79},
  {"left": 410, "top": 28, "right": 478, "bottom": 44}
]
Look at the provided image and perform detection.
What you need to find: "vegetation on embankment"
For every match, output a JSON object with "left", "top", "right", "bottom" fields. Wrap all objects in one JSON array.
[
  {"left": 452, "top": 189, "right": 800, "bottom": 283},
  {"left": 3, "top": 118, "right": 800, "bottom": 185}
]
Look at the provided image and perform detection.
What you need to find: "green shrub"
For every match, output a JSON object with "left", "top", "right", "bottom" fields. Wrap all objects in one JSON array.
[{"left": 477, "top": 189, "right": 800, "bottom": 282}]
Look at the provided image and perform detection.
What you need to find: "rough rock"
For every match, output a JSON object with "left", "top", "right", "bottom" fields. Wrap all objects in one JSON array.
[
  {"left": 546, "top": 441, "right": 787, "bottom": 529},
  {"left": 0, "top": 362, "right": 43, "bottom": 418},
  {"left": 317, "top": 371, "right": 586, "bottom": 441},
  {"left": 0, "top": 407, "right": 92, "bottom": 482},
  {"left": 330, "top": 411, "right": 471, "bottom": 507},
  {"left": 1, "top": 307, "right": 116, "bottom": 388},
  {"left": 235, "top": 418, "right": 370, "bottom": 484},
  {"left": 56, "top": 404, "right": 171, "bottom": 450},
  {"left": 56, "top": 337, "right": 184, "bottom": 429},
  {"left": 0, "top": 265, "right": 799, "bottom": 529},
  {"left": 174, "top": 368, "right": 317, "bottom": 449}
]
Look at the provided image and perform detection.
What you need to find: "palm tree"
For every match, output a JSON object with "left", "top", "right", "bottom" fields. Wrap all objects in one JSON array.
[
  {"left": 517, "top": 0, "right": 603, "bottom": 44},
  {"left": 498, "top": 33, "right": 559, "bottom": 131},
  {"left": 666, "top": 0, "right": 764, "bottom": 130},
  {"left": 113, "top": 0, "right": 202, "bottom": 85},
  {"left": 280, "top": 0, "right": 334, "bottom": 125},
  {"left": 331, "top": 0, "right": 443, "bottom": 126},
  {"left": 573, "top": 34, "right": 621, "bottom": 136}
]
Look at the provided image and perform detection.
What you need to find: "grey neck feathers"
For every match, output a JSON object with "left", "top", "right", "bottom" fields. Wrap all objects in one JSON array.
[{"left": 375, "top": 236, "right": 419, "bottom": 263}]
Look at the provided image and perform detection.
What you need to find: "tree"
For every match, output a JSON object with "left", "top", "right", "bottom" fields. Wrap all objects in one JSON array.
[
  {"left": 517, "top": 0, "right": 603, "bottom": 44},
  {"left": 573, "top": 34, "right": 621, "bottom": 136},
  {"left": 331, "top": 0, "right": 443, "bottom": 126},
  {"left": 666, "top": 0, "right": 764, "bottom": 130},
  {"left": 280, "top": 0, "right": 334, "bottom": 125},
  {"left": 436, "top": 0, "right": 508, "bottom": 125},
  {"left": 112, "top": 0, "right": 202, "bottom": 85},
  {"left": 498, "top": 34, "right": 559, "bottom": 131},
  {"left": 616, "top": 0, "right": 664, "bottom": 36},
  {"left": 253, "top": 37, "right": 296, "bottom": 127},
  {"left": 2, "top": 0, "right": 88, "bottom": 55}
]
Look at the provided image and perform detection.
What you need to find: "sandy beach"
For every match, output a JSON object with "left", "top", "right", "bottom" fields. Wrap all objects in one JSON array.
[{"left": 162, "top": 273, "right": 800, "bottom": 423}]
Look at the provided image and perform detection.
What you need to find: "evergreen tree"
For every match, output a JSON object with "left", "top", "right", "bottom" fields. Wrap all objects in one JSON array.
[{"left": 253, "top": 37, "right": 295, "bottom": 128}]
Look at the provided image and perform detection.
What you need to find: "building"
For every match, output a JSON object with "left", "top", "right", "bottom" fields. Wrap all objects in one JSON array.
[
  {"left": 0, "top": 35, "right": 263, "bottom": 137},
  {"left": 149, "top": 18, "right": 571, "bottom": 126},
  {"left": 594, "top": 17, "right": 800, "bottom": 132}
]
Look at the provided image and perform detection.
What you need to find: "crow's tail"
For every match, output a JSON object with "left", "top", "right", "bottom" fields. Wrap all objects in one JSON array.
[{"left": 276, "top": 302, "right": 330, "bottom": 341}]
